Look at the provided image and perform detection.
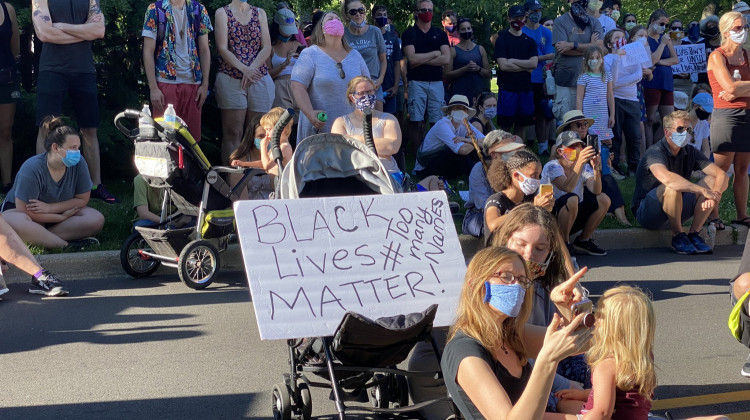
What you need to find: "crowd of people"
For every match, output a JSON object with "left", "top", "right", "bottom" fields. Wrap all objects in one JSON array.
[{"left": 0, "top": 0, "right": 750, "bottom": 417}]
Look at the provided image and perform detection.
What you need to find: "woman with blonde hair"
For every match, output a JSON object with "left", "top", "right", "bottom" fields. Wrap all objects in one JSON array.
[
  {"left": 291, "top": 11, "right": 369, "bottom": 139},
  {"left": 442, "top": 246, "right": 593, "bottom": 420},
  {"left": 331, "top": 75, "right": 401, "bottom": 172},
  {"left": 708, "top": 11, "right": 750, "bottom": 228}
]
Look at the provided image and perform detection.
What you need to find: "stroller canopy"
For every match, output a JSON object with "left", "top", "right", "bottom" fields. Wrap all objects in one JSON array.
[{"left": 279, "top": 134, "right": 397, "bottom": 199}]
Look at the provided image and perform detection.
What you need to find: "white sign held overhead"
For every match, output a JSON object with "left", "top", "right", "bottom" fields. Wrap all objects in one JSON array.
[{"left": 235, "top": 192, "right": 467, "bottom": 340}]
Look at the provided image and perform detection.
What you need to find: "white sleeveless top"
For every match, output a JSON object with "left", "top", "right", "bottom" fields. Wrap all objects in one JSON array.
[
  {"left": 271, "top": 53, "right": 296, "bottom": 77},
  {"left": 342, "top": 113, "right": 399, "bottom": 173}
]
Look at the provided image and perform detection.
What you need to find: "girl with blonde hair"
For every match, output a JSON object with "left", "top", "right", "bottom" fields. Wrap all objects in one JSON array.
[{"left": 442, "top": 246, "right": 593, "bottom": 420}]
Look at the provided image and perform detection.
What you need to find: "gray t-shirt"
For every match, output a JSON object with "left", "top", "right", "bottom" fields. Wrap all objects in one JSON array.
[
  {"left": 4, "top": 153, "right": 92, "bottom": 206},
  {"left": 551, "top": 13, "right": 603, "bottom": 87},
  {"left": 344, "top": 25, "right": 386, "bottom": 80}
]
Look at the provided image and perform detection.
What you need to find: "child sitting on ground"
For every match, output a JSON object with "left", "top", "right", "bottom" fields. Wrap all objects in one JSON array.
[
  {"left": 229, "top": 116, "right": 273, "bottom": 200},
  {"left": 259, "top": 107, "right": 294, "bottom": 177},
  {"left": 132, "top": 174, "right": 191, "bottom": 229}
]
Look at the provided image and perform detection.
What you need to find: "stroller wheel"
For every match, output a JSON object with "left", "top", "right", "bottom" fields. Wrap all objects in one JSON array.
[
  {"left": 120, "top": 232, "right": 161, "bottom": 278},
  {"left": 178, "top": 240, "right": 220, "bottom": 289},
  {"left": 297, "top": 382, "right": 312, "bottom": 420},
  {"left": 394, "top": 374, "right": 409, "bottom": 407},
  {"left": 370, "top": 374, "right": 390, "bottom": 408},
  {"left": 272, "top": 383, "right": 292, "bottom": 420}
]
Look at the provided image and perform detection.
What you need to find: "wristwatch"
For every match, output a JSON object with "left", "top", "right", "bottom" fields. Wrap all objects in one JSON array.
[{"left": 573, "top": 42, "right": 579, "bottom": 50}]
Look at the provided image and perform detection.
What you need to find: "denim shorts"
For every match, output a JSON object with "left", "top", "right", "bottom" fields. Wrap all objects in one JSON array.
[{"left": 636, "top": 187, "right": 697, "bottom": 230}]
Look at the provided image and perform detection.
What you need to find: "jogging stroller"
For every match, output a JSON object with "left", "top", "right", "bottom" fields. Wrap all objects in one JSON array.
[
  {"left": 114, "top": 109, "right": 258, "bottom": 289},
  {"left": 266, "top": 111, "right": 448, "bottom": 419}
]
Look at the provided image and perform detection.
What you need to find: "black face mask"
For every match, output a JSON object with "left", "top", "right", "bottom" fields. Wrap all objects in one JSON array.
[
  {"left": 702, "top": 26, "right": 719, "bottom": 38},
  {"left": 695, "top": 107, "right": 711, "bottom": 120},
  {"left": 460, "top": 31, "right": 473, "bottom": 40}
]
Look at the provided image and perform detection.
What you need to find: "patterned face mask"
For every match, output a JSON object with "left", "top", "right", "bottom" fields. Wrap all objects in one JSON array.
[{"left": 354, "top": 93, "right": 377, "bottom": 110}]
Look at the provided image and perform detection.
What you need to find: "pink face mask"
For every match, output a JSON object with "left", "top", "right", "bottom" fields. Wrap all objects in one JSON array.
[{"left": 323, "top": 19, "right": 345, "bottom": 36}]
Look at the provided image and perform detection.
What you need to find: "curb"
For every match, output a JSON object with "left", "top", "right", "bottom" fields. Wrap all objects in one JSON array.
[{"left": 4, "top": 225, "right": 747, "bottom": 285}]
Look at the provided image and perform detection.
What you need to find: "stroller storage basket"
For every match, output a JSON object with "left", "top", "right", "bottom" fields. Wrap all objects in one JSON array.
[
  {"left": 135, "top": 226, "right": 194, "bottom": 259},
  {"left": 201, "top": 209, "right": 235, "bottom": 239}
]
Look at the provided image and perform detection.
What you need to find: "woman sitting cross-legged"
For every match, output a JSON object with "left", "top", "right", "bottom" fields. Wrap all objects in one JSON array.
[{"left": 0, "top": 117, "right": 104, "bottom": 250}]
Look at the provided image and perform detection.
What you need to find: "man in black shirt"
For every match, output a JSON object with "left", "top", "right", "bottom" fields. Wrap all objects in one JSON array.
[
  {"left": 632, "top": 111, "right": 727, "bottom": 254},
  {"left": 401, "top": 0, "right": 450, "bottom": 157},
  {"left": 494, "top": 5, "right": 538, "bottom": 143}
]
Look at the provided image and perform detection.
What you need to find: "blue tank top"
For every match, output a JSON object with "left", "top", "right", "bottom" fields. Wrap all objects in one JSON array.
[
  {"left": 0, "top": 2, "right": 14, "bottom": 69},
  {"left": 642, "top": 35, "right": 674, "bottom": 91}
]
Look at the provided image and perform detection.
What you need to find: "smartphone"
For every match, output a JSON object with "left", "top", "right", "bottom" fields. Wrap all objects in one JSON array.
[
  {"left": 539, "top": 184, "right": 553, "bottom": 196},
  {"left": 572, "top": 298, "right": 595, "bottom": 328},
  {"left": 586, "top": 134, "right": 599, "bottom": 156},
  {"left": 296, "top": 45, "right": 305, "bottom": 54}
]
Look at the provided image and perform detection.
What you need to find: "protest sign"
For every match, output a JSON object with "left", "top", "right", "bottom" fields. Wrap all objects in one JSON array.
[
  {"left": 235, "top": 192, "right": 467, "bottom": 340},
  {"left": 620, "top": 41, "right": 652, "bottom": 68},
  {"left": 672, "top": 44, "right": 707, "bottom": 74}
]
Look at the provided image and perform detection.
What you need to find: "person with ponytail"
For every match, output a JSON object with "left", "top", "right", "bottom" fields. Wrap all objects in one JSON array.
[
  {"left": 484, "top": 150, "right": 554, "bottom": 245},
  {"left": 342, "top": 0, "right": 387, "bottom": 111},
  {"left": 331, "top": 75, "right": 402, "bottom": 173},
  {"left": 291, "top": 11, "right": 369, "bottom": 139},
  {"left": 0, "top": 116, "right": 104, "bottom": 252}
]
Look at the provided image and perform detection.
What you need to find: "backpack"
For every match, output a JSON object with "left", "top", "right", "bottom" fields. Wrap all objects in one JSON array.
[{"left": 154, "top": 0, "right": 202, "bottom": 58}]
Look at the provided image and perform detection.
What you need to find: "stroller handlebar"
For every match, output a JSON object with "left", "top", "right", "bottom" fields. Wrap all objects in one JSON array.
[{"left": 114, "top": 109, "right": 165, "bottom": 138}]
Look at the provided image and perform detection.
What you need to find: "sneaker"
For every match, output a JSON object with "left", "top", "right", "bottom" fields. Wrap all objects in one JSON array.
[
  {"left": 687, "top": 232, "right": 713, "bottom": 254},
  {"left": 90, "top": 183, "right": 120, "bottom": 204},
  {"left": 572, "top": 237, "right": 607, "bottom": 256},
  {"left": 611, "top": 166, "right": 628, "bottom": 180},
  {"left": 671, "top": 232, "right": 697, "bottom": 255},
  {"left": 29, "top": 270, "right": 69, "bottom": 297},
  {"left": 742, "top": 353, "right": 750, "bottom": 377},
  {"left": 63, "top": 237, "right": 100, "bottom": 252}
]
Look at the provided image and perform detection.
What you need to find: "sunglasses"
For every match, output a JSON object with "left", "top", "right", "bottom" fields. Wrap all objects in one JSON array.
[
  {"left": 490, "top": 271, "right": 533, "bottom": 289},
  {"left": 348, "top": 7, "right": 366, "bottom": 16},
  {"left": 336, "top": 62, "right": 345, "bottom": 79},
  {"left": 670, "top": 126, "right": 694, "bottom": 134},
  {"left": 671, "top": 26, "right": 683, "bottom": 31},
  {"left": 731, "top": 26, "right": 745, "bottom": 32},
  {"left": 416, "top": 8, "right": 433, "bottom": 13}
]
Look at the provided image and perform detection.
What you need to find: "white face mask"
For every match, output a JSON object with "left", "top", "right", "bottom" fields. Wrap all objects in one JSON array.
[
  {"left": 670, "top": 130, "right": 690, "bottom": 148},
  {"left": 451, "top": 110, "right": 468, "bottom": 123},
  {"left": 730, "top": 29, "right": 748, "bottom": 45},
  {"left": 652, "top": 23, "right": 666, "bottom": 34},
  {"left": 515, "top": 171, "right": 541, "bottom": 195}
]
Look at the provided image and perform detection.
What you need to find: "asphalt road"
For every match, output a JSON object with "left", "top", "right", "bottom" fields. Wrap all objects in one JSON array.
[{"left": 0, "top": 245, "right": 748, "bottom": 419}]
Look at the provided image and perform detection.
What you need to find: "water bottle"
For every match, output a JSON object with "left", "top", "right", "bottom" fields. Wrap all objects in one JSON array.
[
  {"left": 164, "top": 103, "right": 177, "bottom": 134},
  {"left": 734, "top": 69, "right": 741, "bottom": 82},
  {"left": 139, "top": 104, "right": 156, "bottom": 140},
  {"left": 706, "top": 222, "right": 717, "bottom": 249},
  {"left": 545, "top": 69, "right": 556, "bottom": 96}
]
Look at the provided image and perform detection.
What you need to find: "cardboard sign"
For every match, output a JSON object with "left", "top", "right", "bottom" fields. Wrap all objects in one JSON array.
[
  {"left": 672, "top": 44, "right": 707, "bottom": 74},
  {"left": 620, "top": 41, "right": 652, "bottom": 69},
  {"left": 235, "top": 192, "right": 467, "bottom": 340}
]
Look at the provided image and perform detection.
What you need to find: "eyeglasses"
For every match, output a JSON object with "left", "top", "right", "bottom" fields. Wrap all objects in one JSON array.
[
  {"left": 352, "top": 89, "right": 375, "bottom": 97},
  {"left": 416, "top": 8, "right": 433, "bottom": 13},
  {"left": 336, "top": 62, "right": 345, "bottom": 79},
  {"left": 348, "top": 7, "right": 366, "bottom": 16},
  {"left": 670, "top": 126, "right": 694, "bottom": 134},
  {"left": 491, "top": 271, "right": 533, "bottom": 289}
]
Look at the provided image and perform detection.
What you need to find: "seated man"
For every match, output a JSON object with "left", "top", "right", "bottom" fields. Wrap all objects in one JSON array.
[
  {"left": 414, "top": 94, "right": 484, "bottom": 180},
  {"left": 632, "top": 110, "right": 728, "bottom": 255},
  {"left": 0, "top": 214, "right": 68, "bottom": 297},
  {"left": 541, "top": 131, "right": 610, "bottom": 256}
]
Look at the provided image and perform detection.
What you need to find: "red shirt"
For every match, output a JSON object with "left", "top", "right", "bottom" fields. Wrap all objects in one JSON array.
[
  {"left": 581, "top": 386, "right": 652, "bottom": 420},
  {"left": 708, "top": 47, "right": 750, "bottom": 109}
]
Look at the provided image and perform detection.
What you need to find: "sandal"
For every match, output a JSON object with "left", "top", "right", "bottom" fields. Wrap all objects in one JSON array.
[
  {"left": 709, "top": 218, "right": 726, "bottom": 230},
  {"left": 731, "top": 217, "right": 750, "bottom": 228}
]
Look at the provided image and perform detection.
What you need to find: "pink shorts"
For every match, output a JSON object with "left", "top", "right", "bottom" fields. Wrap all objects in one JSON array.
[{"left": 155, "top": 82, "right": 202, "bottom": 142}]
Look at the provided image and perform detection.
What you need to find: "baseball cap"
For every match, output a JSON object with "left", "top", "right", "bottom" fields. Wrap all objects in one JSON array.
[
  {"left": 483, "top": 130, "right": 525, "bottom": 155},
  {"left": 734, "top": 1, "right": 750, "bottom": 12},
  {"left": 524, "top": 0, "right": 542, "bottom": 11},
  {"left": 508, "top": 5, "right": 526, "bottom": 18},
  {"left": 673, "top": 90, "right": 689, "bottom": 110},
  {"left": 692, "top": 92, "right": 714, "bottom": 113},
  {"left": 274, "top": 8, "right": 298, "bottom": 36},
  {"left": 554, "top": 131, "right": 584, "bottom": 151}
]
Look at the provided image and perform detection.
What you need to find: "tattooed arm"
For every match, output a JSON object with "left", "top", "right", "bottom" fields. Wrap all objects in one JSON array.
[
  {"left": 50, "top": 0, "right": 105, "bottom": 41},
  {"left": 31, "top": 0, "right": 84, "bottom": 44}
]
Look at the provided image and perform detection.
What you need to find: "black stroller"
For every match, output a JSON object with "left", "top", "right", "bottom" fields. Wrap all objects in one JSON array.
[
  {"left": 265, "top": 111, "right": 448, "bottom": 419},
  {"left": 114, "top": 109, "right": 258, "bottom": 289}
]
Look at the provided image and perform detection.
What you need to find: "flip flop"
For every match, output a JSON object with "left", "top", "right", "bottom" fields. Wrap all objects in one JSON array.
[
  {"left": 731, "top": 217, "right": 750, "bottom": 227},
  {"left": 709, "top": 218, "right": 726, "bottom": 230}
]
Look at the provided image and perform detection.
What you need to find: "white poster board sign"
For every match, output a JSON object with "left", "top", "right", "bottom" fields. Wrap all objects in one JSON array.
[
  {"left": 235, "top": 192, "right": 467, "bottom": 340},
  {"left": 671, "top": 44, "right": 707, "bottom": 74},
  {"left": 620, "top": 41, "right": 652, "bottom": 69}
]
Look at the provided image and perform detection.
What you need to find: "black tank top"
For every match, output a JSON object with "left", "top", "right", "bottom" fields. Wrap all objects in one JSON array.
[
  {"left": 0, "top": 2, "right": 14, "bottom": 69},
  {"left": 39, "top": 0, "right": 95, "bottom": 73}
]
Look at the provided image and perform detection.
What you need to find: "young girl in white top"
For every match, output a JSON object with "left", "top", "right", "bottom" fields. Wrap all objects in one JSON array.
[{"left": 576, "top": 46, "right": 614, "bottom": 144}]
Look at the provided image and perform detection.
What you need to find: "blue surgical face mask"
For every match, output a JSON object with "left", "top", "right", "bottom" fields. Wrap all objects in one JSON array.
[
  {"left": 483, "top": 106, "right": 497, "bottom": 119},
  {"left": 484, "top": 282, "right": 526, "bottom": 317},
  {"left": 528, "top": 11, "right": 542, "bottom": 23},
  {"left": 350, "top": 19, "right": 366, "bottom": 28},
  {"left": 670, "top": 131, "right": 690, "bottom": 147},
  {"left": 254, "top": 138, "right": 263, "bottom": 150},
  {"left": 60, "top": 148, "right": 81, "bottom": 167}
]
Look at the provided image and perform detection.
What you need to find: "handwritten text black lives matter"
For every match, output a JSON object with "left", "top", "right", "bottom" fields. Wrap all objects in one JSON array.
[{"left": 249, "top": 197, "right": 448, "bottom": 320}]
